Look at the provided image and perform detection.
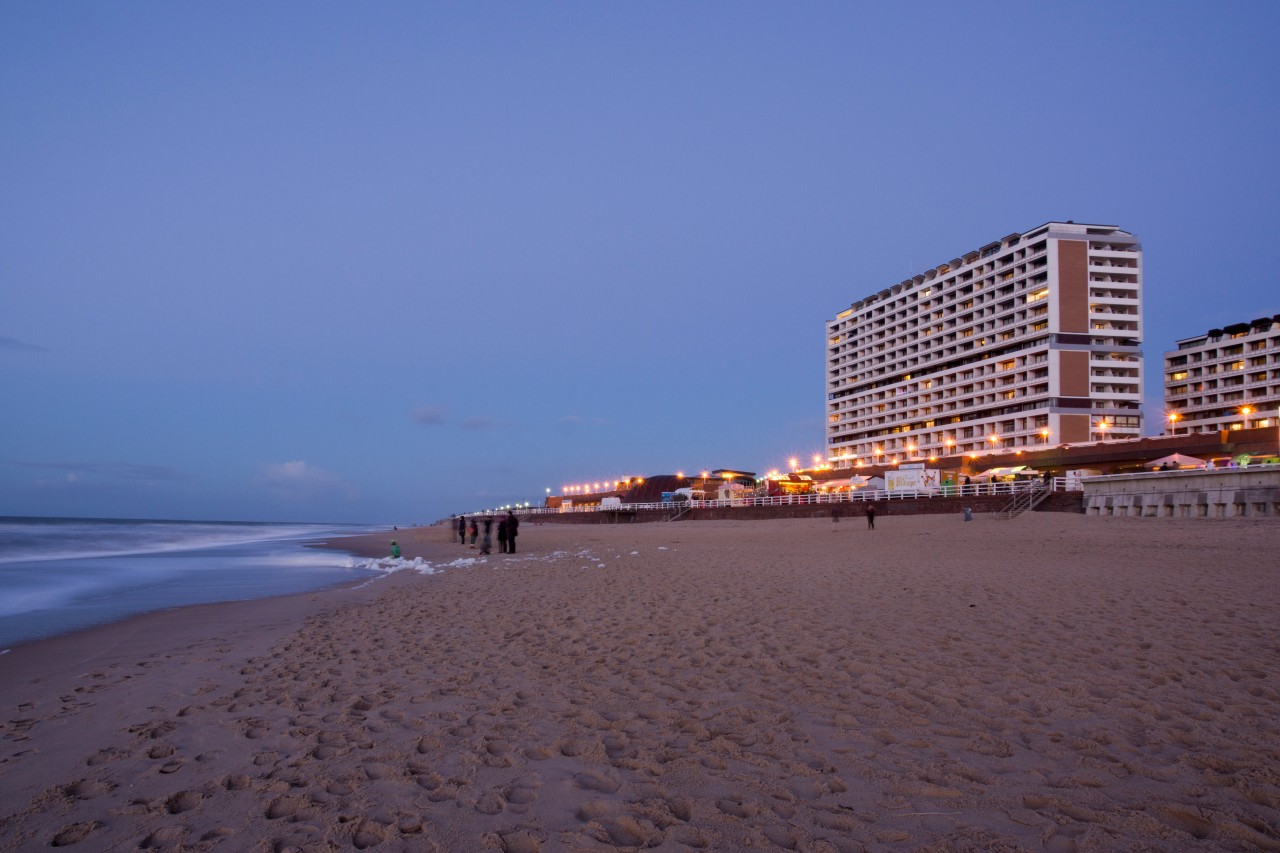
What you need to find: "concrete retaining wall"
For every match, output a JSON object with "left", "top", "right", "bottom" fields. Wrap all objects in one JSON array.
[
  {"left": 1082, "top": 468, "right": 1280, "bottom": 518},
  {"left": 524, "top": 492, "right": 1083, "bottom": 525}
]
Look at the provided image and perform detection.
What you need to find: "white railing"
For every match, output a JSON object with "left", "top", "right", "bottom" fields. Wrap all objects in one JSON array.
[{"left": 489, "top": 477, "right": 1077, "bottom": 519}]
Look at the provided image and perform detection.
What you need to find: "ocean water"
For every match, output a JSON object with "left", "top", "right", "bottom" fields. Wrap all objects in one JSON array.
[{"left": 0, "top": 517, "right": 387, "bottom": 649}]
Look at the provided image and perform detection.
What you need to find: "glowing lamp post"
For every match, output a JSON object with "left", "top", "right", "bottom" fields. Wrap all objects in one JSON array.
[
  {"left": 1167, "top": 412, "right": 1180, "bottom": 435},
  {"left": 1241, "top": 405, "right": 1253, "bottom": 431},
  {"left": 1039, "top": 428, "right": 1050, "bottom": 444}
]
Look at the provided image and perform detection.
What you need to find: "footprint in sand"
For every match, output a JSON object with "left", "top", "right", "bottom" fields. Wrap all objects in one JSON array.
[
  {"left": 351, "top": 819, "right": 387, "bottom": 849},
  {"left": 499, "top": 829, "right": 541, "bottom": 852},
  {"left": 62, "top": 778, "right": 114, "bottom": 800},
  {"left": 716, "top": 796, "right": 761, "bottom": 819},
  {"left": 573, "top": 769, "right": 621, "bottom": 794},
  {"left": 265, "top": 794, "right": 308, "bottom": 819},
  {"left": 85, "top": 746, "right": 130, "bottom": 766},
  {"left": 51, "top": 821, "right": 101, "bottom": 847},
  {"left": 596, "top": 816, "right": 661, "bottom": 848},
  {"left": 222, "top": 774, "right": 252, "bottom": 791},
  {"left": 148, "top": 743, "right": 175, "bottom": 759},
  {"left": 165, "top": 790, "right": 202, "bottom": 814},
  {"left": 474, "top": 790, "right": 505, "bottom": 815},
  {"left": 138, "top": 825, "right": 186, "bottom": 849}
]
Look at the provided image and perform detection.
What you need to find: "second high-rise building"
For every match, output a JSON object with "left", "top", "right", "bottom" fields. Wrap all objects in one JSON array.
[{"left": 825, "top": 221, "right": 1143, "bottom": 464}]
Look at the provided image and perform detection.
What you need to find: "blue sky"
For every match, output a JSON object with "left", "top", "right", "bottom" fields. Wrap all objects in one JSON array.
[{"left": 3, "top": 2, "right": 1278, "bottom": 523}]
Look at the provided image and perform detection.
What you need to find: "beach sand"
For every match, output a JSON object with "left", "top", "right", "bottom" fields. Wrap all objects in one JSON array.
[{"left": 2, "top": 514, "right": 1278, "bottom": 852}]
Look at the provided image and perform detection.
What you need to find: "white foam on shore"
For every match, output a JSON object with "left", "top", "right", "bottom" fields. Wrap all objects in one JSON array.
[
  {"left": 347, "top": 549, "right": 631, "bottom": 586},
  {"left": 346, "top": 555, "right": 493, "bottom": 586}
]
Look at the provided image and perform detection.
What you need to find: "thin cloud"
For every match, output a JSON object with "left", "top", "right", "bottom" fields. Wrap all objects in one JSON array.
[
  {"left": 0, "top": 336, "right": 48, "bottom": 353},
  {"left": 9, "top": 460, "right": 186, "bottom": 483},
  {"left": 460, "top": 416, "right": 508, "bottom": 430},
  {"left": 258, "top": 461, "right": 358, "bottom": 500},
  {"left": 411, "top": 404, "right": 449, "bottom": 425}
]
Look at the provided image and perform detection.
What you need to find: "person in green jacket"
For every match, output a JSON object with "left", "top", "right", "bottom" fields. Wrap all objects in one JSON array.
[{"left": 390, "top": 540, "right": 401, "bottom": 559}]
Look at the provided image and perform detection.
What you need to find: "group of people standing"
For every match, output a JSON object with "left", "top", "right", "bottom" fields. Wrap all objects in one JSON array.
[{"left": 456, "top": 511, "right": 520, "bottom": 555}]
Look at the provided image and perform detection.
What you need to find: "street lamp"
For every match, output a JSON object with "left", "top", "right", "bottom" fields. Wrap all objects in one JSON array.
[
  {"left": 1167, "top": 412, "right": 1180, "bottom": 435},
  {"left": 1241, "top": 405, "right": 1253, "bottom": 431},
  {"left": 1039, "top": 427, "right": 1050, "bottom": 444}
]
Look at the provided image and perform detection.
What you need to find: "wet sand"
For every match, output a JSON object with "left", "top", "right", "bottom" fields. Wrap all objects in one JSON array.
[{"left": 2, "top": 514, "right": 1278, "bottom": 852}]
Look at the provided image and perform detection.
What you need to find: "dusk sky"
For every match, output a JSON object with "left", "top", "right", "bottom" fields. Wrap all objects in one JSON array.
[{"left": 3, "top": 2, "right": 1278, "bottom": 524}]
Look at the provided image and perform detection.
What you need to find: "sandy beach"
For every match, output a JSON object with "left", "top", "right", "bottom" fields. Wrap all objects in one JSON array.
[{"left": 2, "top": 513, "right": 1278, "bottom": 852}]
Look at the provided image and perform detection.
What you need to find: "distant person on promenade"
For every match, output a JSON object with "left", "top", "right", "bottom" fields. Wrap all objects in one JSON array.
[
  {"left": 866, "top": 505, "right": 876, "bottom": 530},
  {"left": 457, "top": 516, "right": 467, "bottom": 545},
  {"left": 480, "top": 517, "right": 493, "bottom": 555},
  {"left": 497, "top": 516, "right": 508, "bottom": 553},
  {"left": 468, "top": 518, "right": 478, "bottom": 547},
  {"left": 506, "top": 510, "right": 520, "bottom": 553}
]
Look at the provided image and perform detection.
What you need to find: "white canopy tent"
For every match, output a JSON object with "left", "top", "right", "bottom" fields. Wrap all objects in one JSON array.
[
  {"left": 972, "top": 465, "right": 1033, "bottom": 481},
  {"left": 1143, "top": 453, "right": 1205, "bottom": 469}
]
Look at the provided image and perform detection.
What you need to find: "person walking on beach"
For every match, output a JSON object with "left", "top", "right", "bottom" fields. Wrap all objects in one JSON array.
[
  {"left": 390, "top": 540, "right": 400, "bottom": 558},
  {"left": 866, "top": 505, "right": 876, "bottom": 530},
  {"left": 468, "top": 518, "right": 478, "bottom": 547},
  {"left": 457, "top": 516, "right": 467, "bottom": 545},
  {"left": 497, "top": 516, "right": 508, "bottom": 553},
  {"left": 480, "top": 517, "right": 493, "bottom": 555},
  {"left": 506, "top": 510, "right": 519, "bottom": 553}
]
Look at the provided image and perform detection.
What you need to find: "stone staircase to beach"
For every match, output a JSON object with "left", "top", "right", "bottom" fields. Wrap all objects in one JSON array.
[{"left": 998, "top": 484, "right": 1052, "bottom": 519}]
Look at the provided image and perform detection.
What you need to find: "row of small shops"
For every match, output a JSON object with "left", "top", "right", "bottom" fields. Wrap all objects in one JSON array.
[{"left": 543, "top": 427, "right": 1279, "bottom": 508}]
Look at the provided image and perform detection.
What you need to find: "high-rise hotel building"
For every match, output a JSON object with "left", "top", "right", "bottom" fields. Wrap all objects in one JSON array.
[
  {"left": 825, "top": 221, "right": 1143, "bottom": 464},
  {"left": 1164, "top": 316, "right": 1280, "bottom": 434}
]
